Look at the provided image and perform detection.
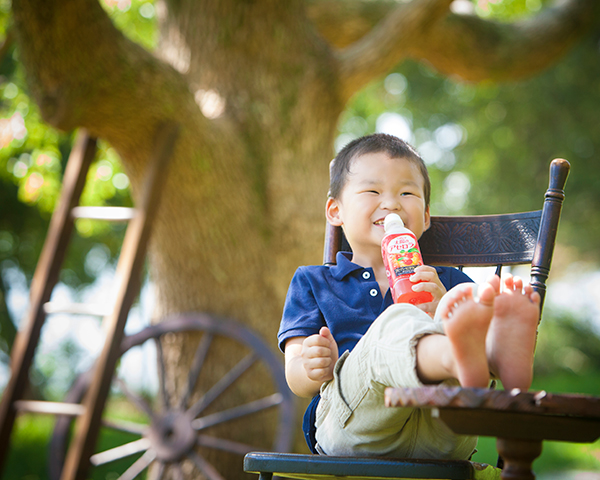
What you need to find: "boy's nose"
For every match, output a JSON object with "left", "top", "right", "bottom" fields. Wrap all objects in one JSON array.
[{"left": 381, "top": 195, "right": 401, "bottom": 211}]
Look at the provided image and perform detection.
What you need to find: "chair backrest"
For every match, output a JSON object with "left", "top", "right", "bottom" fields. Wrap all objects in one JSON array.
[{"left": 323, "top": 158, "right": 570, "bottom": 316}]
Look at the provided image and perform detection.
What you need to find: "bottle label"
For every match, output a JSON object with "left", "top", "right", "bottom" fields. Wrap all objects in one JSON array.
[
  {"left": 386, "top": 235, "right": 417, "bottom": 254},
  {"left": 382, "top": 233, "right": 424, "bottom": 280},
  {"left": 381, "top": 231, "right": 431, "bottom": 305}
]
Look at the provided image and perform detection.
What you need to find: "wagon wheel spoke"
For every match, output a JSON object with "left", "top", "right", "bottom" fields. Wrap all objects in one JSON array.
[
  {"left": 187, "top": 352, "right": 258, "bottom": 419},
  {"left": 171, "top": 463, "right": 185, "bottom": 480},
  {"left": 101, "top": 417, "right": 147, "bottom": 435},
  {"left": 91, "top": 438, "right": 152, "bottom": 466},
  {"left": 191, "top": 393, "right": 283, "bottom": 431},
  {"left": 188, "top": 450, "right": 226, "bottom": 480},
  {"left": 179, "top": 332, "right": 213, "bottom": 409},
  {"left": 197, "top": 434, "right": 262, "bottom": 456},
  {"left": 117, "top": 449, "right": 156, "bottom": 480},
  {"left": 154, "top": 336, "right": 170, "bottom": 410},
  {"left": 147, "top": 461, "right": 165, "bottom": 480},
  {"left": 115, "top": 377, "right": 154, "bottom": 419}
]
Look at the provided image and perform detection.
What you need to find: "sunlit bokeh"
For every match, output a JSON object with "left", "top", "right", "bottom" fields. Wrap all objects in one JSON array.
[
  {"left": 103, "top": 0, "right": 132, "bottom": 12},
  {"left": 376, "top": 112, "right": 413, "bottom": 143},
  {"left": 195, "top": 88, "right": 226, "bottom": 119},
  {"left": 0, "top": 112, "right": 27, "bottom": 148},
  {"left": 443, "top": 171, "right": 471, "bottom": 212}
]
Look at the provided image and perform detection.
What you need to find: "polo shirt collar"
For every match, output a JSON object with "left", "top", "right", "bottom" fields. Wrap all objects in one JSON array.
[{"left": 331, "top": 251, "right": 366, "bottom": 280}]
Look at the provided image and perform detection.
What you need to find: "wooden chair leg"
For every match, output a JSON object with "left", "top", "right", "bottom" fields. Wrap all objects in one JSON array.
[
  {"left": 496, "top": 438, "right": 543, "bottom": 480},
  {"left": 258, "top": 473, "right": 273, "bottom": 480}
]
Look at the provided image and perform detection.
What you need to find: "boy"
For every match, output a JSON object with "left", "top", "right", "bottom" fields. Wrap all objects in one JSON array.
[{"left": 278, "top": 133, "right": 541, "bottom": 459}]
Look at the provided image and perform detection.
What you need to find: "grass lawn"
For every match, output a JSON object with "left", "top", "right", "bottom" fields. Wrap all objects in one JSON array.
[
  {"left": 4, "top": 414, "right": 54, "bottom": 480},
  {"left": 4, "top": 373, "right": 600, "bottom": 479},
  {"left": 4, "top": 397, "right": 149, "bottom": 480}
]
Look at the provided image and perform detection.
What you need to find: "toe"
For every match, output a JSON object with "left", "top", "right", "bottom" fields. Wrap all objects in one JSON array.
[
  {"left": 530, "top": 290, "right": 541, "bottom": 306},
  {"left": 487, "top": 274, "right": 501, "bottom": 294},
  {"left": 513, "top": 276, "right": 524, "bottom": 292},
  {"left": 477, "top": 282, "right": 496, "bottom": 307},
  {"left": 502, "top": 273, "right": 514, "bottom": 292}
]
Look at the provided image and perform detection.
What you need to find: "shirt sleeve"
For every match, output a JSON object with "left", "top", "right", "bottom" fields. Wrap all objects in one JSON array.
[
  {"left": 436, "top": 266, "right": 474, "bottom": 291},
  {"left": 277, "top": 267, "right": 327, "bottom": 352}
]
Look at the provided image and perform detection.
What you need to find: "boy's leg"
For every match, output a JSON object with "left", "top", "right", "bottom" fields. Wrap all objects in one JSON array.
[
  {"left": 314, "top": 303, "right": 477, "bottom": 460},
  {"left": 486, "top": 274, "right": 541, "bottom": 391},
  {"left": 435, "top": 278, "right": 499, "bottom": 388}
]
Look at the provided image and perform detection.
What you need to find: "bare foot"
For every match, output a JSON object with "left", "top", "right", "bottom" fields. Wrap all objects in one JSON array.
[
  {"left": 486, "top": 274, "right": 541, "bottom": 391},
  {"left": 438, "top": 279, "right": 498, "bottom": 388}
]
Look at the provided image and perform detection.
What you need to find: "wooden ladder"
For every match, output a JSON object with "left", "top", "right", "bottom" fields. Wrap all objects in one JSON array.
[{"left": 0, "top": 122, "right": 179, "bottom": 480}]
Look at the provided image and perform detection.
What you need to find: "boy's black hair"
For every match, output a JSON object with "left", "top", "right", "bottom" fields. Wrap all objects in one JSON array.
[{"left": 329, "top": 133, "right": 431, "bottom": 207}]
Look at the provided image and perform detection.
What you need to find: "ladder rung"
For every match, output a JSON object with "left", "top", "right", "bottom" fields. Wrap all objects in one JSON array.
[
  {"left": 71, "top": 206, "right": 136, "bottom": 221},
  {"left": 14, "top": 400, "right": 85, "bottom": 416},
  {"left": 44, "top": 302, "right": 112, "bottom": 317}
]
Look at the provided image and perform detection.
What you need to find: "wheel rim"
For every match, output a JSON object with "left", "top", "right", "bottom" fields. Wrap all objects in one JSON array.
[{"left": 48, "top": 313, "right": 295, "bottom": 480}]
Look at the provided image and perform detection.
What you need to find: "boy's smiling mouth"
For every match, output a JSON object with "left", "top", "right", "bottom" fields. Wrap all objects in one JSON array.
[{"left": 373, "top": 219, "right": 385, "bottom": 226}]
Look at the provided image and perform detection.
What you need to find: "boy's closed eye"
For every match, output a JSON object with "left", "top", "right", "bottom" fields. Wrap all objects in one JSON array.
[{"left": 402, "top": 189, "right": 424, "bottom": 198}]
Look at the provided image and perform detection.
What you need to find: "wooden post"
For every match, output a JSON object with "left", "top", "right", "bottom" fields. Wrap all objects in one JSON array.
[
  {"left": 530, "top": 158, "right": 570, "bottom": 314},
  {"left": 496, "top": 438, "right": 543, "bottom": 480}
]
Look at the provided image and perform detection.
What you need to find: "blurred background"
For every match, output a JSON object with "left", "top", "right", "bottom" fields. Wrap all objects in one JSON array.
[{"left": 1, "top": 0, "right": 599, "bottom": 478}]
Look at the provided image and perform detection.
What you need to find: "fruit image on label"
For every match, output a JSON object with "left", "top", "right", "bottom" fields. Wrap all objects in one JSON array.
[{"left": 388, "top": 246, "right": 422, "bottom": 275}]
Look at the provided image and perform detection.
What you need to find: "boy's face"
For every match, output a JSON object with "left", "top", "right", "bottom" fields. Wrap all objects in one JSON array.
[{"left": 326, "top": 152, "right": 430, "bottom": 264}]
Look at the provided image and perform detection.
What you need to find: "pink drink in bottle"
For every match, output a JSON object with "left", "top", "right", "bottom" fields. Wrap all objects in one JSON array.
[{"left": 381, "top": 213, "right": 433, "bottom": 305}]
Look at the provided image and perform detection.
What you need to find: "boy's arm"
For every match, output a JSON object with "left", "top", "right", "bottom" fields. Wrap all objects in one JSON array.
[{"left": 284, "top": 328, "right": 339, "bottom": 398}]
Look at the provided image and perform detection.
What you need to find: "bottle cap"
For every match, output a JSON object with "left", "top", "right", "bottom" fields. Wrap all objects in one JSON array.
[{"left": 384, "top": 213, "right": 404, "bottom": 232}]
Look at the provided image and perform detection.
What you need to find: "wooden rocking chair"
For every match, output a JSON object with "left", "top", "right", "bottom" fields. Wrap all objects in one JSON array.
[{"left": 244, "top": 158, "right": 600, "bottom": 480}]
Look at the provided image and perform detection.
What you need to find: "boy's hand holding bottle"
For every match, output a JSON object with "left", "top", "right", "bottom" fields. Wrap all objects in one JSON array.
[
  {"left": 409, "top": 265, "right": 447, "bottom": 316},
  {"left": 301, "top": 327, "right": 339, "bottom": 383},
  {"left": 382, "top": 213, "right": 446, "bottom": 315}
]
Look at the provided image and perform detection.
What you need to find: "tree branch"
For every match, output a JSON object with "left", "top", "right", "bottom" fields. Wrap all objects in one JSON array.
[
  {"left": 13, "top": 0, "right": 132, "bottom": 130},
  {"left": 311, "top": 0, "right": 598, "bottom": 102},
  {"left": 336, "top": 0, "right": 454, "bottom": 102},
  {"left": 10, "top": 0, "right": 211, "bottom": 147},
  {"left": 306, "top": 0, "right": 396, "bottom": 48},
  {"left": 407, "top": 0, "right": 599, "bottom": 82}
]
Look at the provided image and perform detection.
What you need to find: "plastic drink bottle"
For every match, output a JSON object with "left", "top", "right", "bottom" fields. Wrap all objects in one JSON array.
[{"left": 381, "top": 213, "right": 433, "bottom": 305}]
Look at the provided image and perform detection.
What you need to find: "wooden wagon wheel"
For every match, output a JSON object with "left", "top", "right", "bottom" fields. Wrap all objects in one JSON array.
[{"left": 48, "top": 313, "right": 296, "bottom": 480}]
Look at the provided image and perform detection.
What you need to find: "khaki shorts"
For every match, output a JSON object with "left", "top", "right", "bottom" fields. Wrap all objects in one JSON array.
[{"left": 314, "top": 302, "right": 477, "bottom": 460}]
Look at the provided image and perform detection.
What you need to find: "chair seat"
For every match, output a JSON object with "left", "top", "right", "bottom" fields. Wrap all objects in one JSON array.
[{"left": 244, "top": 452, "right": 499, "bottom": 480}]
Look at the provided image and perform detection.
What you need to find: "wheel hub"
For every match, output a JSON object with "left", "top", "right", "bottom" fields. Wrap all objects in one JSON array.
[{"left": 147, "top": 411, "right": 197, "bottom": 462}]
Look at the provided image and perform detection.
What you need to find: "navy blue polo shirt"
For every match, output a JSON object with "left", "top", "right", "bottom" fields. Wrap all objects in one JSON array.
[{"left": 278, "top": 251, "right": 474, "bottom": 453}]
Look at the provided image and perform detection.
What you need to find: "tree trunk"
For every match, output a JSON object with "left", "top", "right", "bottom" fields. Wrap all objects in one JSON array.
[{"left": 9, "top": 0, "right": 599, "bottom": 477}]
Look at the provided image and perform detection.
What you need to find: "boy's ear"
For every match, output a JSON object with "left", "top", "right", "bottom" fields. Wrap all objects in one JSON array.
[
  {"left": 326, "top": 197, "right": 343, "bottom": 226},
  {"left": 423, "top": 205, "right": 431, "bottom": 232}
]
